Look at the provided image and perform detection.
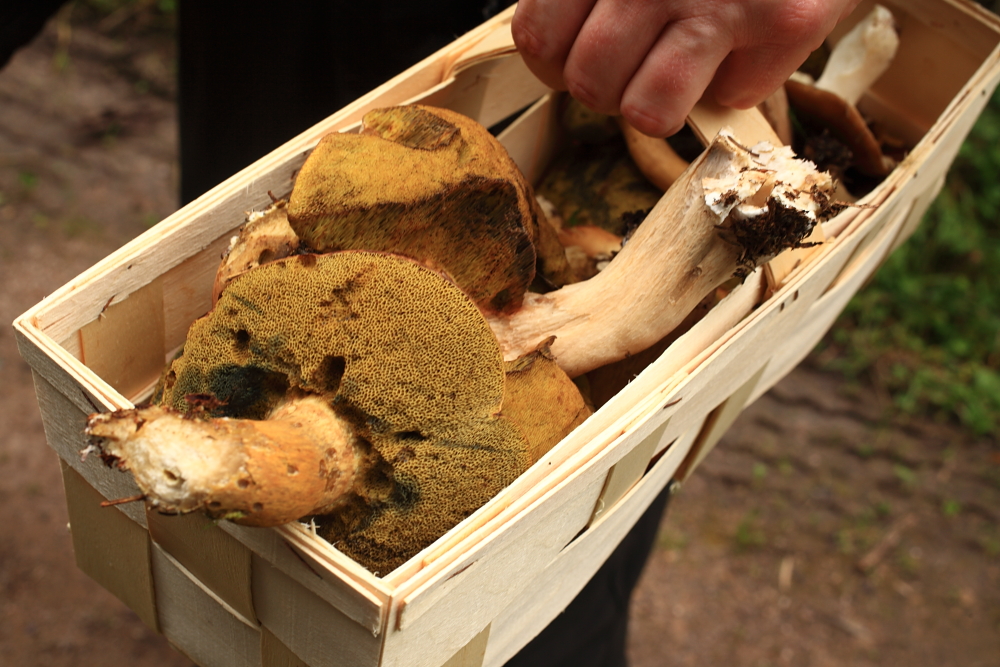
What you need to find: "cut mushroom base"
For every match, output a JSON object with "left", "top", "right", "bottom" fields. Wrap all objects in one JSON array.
[{"left": 85, "top": 396, "right": 359, "bottom": 526}]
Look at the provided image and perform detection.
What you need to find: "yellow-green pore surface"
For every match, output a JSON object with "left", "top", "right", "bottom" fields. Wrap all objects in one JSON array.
[{"left": 160, "top": 251, "right": 530, "bottom": 575}]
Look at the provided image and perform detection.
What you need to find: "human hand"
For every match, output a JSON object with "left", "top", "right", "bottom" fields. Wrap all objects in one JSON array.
[{"left": 511, "top": 0, "right": 861, "bottom": 137}]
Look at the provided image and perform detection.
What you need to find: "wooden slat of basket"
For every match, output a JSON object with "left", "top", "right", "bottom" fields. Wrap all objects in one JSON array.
[
  {"left": 33, "top": 369, "right": 146, "bottom": 525},
  {"left": 589, "top": 419, "right": 669, "bottom": 525},
  {"left": 60, "top": 462, "right": 158, "bottom": 631},
  {"left": 218, "top": 521, "right": 388, "bottom": 635},
  {"left": 78, "top": 278, "right": 166, "bottom": 402},
  {"left": 261, "top": 626, "right": 311, "bottom": 667},
  {"left": 146, "top": 510, "right": 257, "bottom": 625},
  {"left": 482, "top": 424, "right": 699, "bottom": 667},
  {"left": 252, "top": 554, "right": 384, "bottom": 667},
  {"left": 494, "top": 92, "right": 562, "bottom": 186},
  {"left": 151, "top": 544, "right": 261, "bottom": 667},
  {"left": 442, "top": 624, "right": 491, "bottom": 667},
  {"left": 674, "top": 365, "right": 768, "bottom": 483}
]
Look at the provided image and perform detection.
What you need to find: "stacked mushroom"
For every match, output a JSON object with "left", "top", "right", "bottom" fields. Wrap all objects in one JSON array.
[{"left": 87, "top": 104, "right": 841, "bottom": 574}]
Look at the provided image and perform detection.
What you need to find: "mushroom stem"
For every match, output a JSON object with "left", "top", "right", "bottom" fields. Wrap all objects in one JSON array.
[
  {"left": 487, "top": 131, "right": 839, "bottom": 377},
  {"left": 815, "top": 4, "right": 899, "bottom": 106},
  {"left": 85, "top": 395, "right": 359, "bottom": 526},
  {"left": 617, "top": 117, "right": 689, "bottom": 190}
]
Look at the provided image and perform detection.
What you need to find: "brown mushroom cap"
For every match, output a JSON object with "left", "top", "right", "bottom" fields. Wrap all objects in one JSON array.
[
  {"left": 784, "top": 78, "right": 893, "bottom": 177},
  {"left": 159, "top": 251, "right": 532, "bottom": 574},
  {"left": 287, "top": 105, "right": 574, "bottom": 315}
]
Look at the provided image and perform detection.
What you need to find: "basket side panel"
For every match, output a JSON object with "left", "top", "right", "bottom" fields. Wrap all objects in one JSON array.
[
  {"left": 252, "top": 554, "right": 383, "bottom": 667},
  {"left": 33, "top": 369, "right": 146, "bottom": 525},
  {"left": 483, "top": 427, "right": 699, "bottom": 667},
  {"left": 78, "top": 278, "right": 165, "bottom": 401},
  {"left": 152, "top": 544, "right": 262, "bottom": 667},
  {"left": 60, "top": 462, "right": 158, "bottom": 631},
  {"left": 147, "top": 509, "right": 257, "bottom": 625},
  {"left": 261, "top": 626, "right": 310, "bottom": 667}
]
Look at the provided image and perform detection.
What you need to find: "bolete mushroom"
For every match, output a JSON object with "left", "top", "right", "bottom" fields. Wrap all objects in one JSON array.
[
  {"left": 286, "top": 105, "right": 576, "bottom": 314},
  {"left": 486, "top": 130, "right": 843, "bottom": 377},
  {"left": 89, "top": 251, "right": 563, "bottom": 574},
  {"left": 785, "top": 4, "right": 900, "bottom": 178}
]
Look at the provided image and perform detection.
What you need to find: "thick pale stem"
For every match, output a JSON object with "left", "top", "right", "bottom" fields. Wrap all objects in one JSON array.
[
  {"left": 85, "top": 396, "right": 358, "bottom": 526},
  {"left": 816, "top": 5, "right": 899, "bottom": 106},
  {"left": 488, "top": 132, "right": 836, "bottom": 377},
  {"left": 618, "top": 117, "right": 690, "bottom": 190}
]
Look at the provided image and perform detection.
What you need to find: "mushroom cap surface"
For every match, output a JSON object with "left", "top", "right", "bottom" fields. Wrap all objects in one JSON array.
[
  {"left": 160, "top": 251, "right": 531, "bottom": 574},
  {"left": 785, "top": 75, "right": 893, "bottom": 178},
  {"left": 287, "top": 105, "right": 574, "bottom": 315}
]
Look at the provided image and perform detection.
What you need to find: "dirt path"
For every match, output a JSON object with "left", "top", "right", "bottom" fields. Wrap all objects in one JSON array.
[{"left": 1, "top": 12, "right": 997, "bottom": 667}]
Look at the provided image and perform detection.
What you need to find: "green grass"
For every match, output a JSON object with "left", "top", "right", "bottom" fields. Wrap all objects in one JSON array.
[{"left": 818, "top": 89, "right": 1000, "bottom": 437}]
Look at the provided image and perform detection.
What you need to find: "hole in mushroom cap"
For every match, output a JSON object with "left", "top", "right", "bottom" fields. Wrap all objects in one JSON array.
[
  {"left": 163, "top": 469, "right": 179, "bottom": 482},
  {"left": 209, "top": 501, "right": 221, "bottom": 508},
  {"left": 234, "top": 329, "right": 251, "bottom": 352},
  {"left": 395, "top": 430, "right": 427, "bottom": 442},
  {"left": 238, "top": 479, "right": 250, "bottom": 489},
  {"left": 287, "top": 464, "right": 298, "bottom": 475},
  {"left": 258, "top": 248, "right": 275, "bottom": 265},
  {"left": 252, "top": 503, "right": 263, "bottom": 513},
  {"left": 316, "top": 355, "right": 346, "bottom": 394}
]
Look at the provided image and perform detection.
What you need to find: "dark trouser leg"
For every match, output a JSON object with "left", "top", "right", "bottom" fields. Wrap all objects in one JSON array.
[{"left": 177, "top": 0, "right": 494, "bottom": 204}]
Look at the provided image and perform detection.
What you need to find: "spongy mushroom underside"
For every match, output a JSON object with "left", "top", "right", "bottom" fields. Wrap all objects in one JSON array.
[{"left": 159, "top": 251, "right": 531, "bottom": 575}]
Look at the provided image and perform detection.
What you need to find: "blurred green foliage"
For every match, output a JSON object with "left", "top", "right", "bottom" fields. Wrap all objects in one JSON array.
[{"left": 820, "top": 89, "right": 1000, "bottom": 436}]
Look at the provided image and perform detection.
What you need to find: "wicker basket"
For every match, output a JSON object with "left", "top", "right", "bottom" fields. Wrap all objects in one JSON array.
[{"left": 14, "top": 1, "right": 1000, "bottom": 666}]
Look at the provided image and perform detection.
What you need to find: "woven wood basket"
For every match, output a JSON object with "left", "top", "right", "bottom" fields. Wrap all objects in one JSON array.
[{"left": 14, "top": 1, "right": 1000, "bottom": 665}]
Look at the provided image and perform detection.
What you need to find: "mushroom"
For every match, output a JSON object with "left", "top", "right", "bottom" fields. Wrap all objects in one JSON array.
[
  {"left": 784, "top": 4, "right": 900, "bottom": 178},
  {"left": 86, "top": 395, "right": 357, "bottom": 526},
  {"left": 487, "top": 130, "right": 843, "bottom": 377},
  {"left": 213, "top": 198, "right": 300, "bottom": 303},
  {"left": 89, "top": 251, "right": 592, "bottom": 574},
  {"left": 88, "top": 105, "right": 840, "bottom": 573},
  {"left": 287, "top": 105, "right": 576, "bottom": 314}
]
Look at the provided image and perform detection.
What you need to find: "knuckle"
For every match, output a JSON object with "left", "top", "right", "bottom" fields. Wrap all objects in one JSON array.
[
  {"left": 511, "top": 14, "right": 549, "bottom": 62},
  {"left": 565, "top": 75, "right": 615, "bottom": 115},
  {"left": 771, "top": 0, "right": 834, "bottom": 47},
  {"left": 621, "top": 103, "right": 682, "bottom": 139}
]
